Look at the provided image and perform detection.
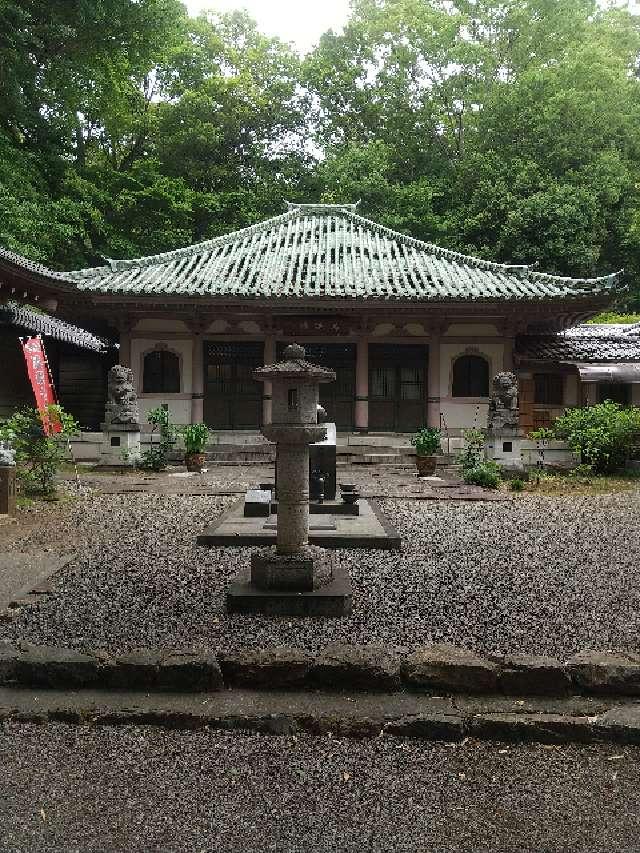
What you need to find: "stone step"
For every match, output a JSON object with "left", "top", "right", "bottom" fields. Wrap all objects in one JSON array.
[{"left": 355, "top": 453, "right": 404, "bottom": 465}]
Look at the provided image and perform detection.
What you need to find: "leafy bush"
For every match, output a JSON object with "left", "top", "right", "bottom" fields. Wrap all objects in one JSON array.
[
  {"left": 547, "top": 401, "right": 640, "bottom": 474},
  {"left": 458, "top": 428, "right": 485, "bottom": 473},
  {"left": 182, "top": 423, "right": 210, "bottom": 455},
  {"left": 411, "top": 427, "right": 441, "bottom": 456},
  {"left": 463, "top": 460, "right": 501, "bottom": 489},
  {"left": 0, "top": 404, "right": 79, "bottom": 495},
  {"left": 510, "top": 478, "right": 525, "bottom": 492},
  {"left": 140, "top": 405, "right": 177, "bottom": 472}
]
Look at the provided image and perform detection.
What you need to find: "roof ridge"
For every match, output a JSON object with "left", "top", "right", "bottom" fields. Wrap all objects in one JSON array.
[{"left": 69, "top": 208, "right": 301, "bottom": 276}]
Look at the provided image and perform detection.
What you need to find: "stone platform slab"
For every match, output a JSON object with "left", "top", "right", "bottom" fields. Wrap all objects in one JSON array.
[{"left": 197, "top": 498, "right": 400, "bottom": 550}]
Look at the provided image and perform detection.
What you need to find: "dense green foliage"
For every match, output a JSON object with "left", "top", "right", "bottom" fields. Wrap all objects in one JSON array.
[
  {"left": 411, "top": 427, "right": 441, "bottom": 455},
  {"left": 457, "top": 427, "right": 501, "bottom": 488},
  {"left": 1, "top": 1, "right": 640, "bottom": 305},
  {"left": 540, "top": 401, "right": 640, "bottom": 473},
  {"left": 0, "top": 405, "right": 79, "bottom": 494},
  {"left": 181, "top": 423, "right": 210, "bottom": 455}
]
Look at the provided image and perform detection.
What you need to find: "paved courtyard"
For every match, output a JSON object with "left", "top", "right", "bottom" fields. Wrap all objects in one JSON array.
[{"left": 1, "top": 466, "right": 639, "bottom": 657}]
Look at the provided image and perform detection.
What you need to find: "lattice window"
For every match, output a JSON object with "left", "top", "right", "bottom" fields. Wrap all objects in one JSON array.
[
  {"left": 534, "top": 373, "right": 564, "bottom": 405},
  {"left": 143, "top": 349, "right": 180, "bottom": 394},
  {"left": 452, "top": 355, "right": 489, "bottom": 397}
]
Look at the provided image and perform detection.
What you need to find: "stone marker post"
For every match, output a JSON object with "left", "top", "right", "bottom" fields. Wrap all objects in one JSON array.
[{"left": 0, "top": 441, "right": 16, "bottom": 516}]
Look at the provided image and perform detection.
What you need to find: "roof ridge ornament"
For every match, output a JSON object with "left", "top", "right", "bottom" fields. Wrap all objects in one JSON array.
[{"left": 285, "top": 201, "right": 360, "bottom": 213}]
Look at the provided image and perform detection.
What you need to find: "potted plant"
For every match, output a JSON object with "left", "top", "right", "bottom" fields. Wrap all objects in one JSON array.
[
  {"left": 182, "top": 423, "right": 210, "bottom": 472},
  {"left": 411, "top": 427, "right": 441, "bottom": 476}
]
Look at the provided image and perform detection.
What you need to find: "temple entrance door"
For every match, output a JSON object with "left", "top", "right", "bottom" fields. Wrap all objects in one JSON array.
[
  {"left": 276, "top": 342, "right": 356, "bottom": 431},
  {"left": 204, "top": 342, "right": 264, "bottom": 429},
  {"left": 368, "top": 344, "right": 428, "bottom": 432}
]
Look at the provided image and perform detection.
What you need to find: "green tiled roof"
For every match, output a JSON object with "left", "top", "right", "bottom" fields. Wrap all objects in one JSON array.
[{"left": 3, "top": 204, "right": 624, "bottom": 302}]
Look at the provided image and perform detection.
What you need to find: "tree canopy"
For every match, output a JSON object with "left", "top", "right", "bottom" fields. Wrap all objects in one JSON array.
[{"left": 1, "top": 0, "right": 640, "bottom": 307}]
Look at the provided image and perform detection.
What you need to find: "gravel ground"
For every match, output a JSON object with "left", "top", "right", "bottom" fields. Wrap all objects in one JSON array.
[
  {"left": 1, "top": 483, "right": 640, "bottom": 656},
  {"left": 1, "top": 723, "right": 639, "bottom": 853}
]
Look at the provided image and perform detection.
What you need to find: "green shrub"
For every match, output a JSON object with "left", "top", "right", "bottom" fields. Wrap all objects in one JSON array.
[
  {"left": 510, "top": 478, "right": 525, "bottom": 492},
  {"left": 411, "top": 427, "right": 441, "bottom": 456},
  {"left": 0, "top": 404, "right": 79, "bottom": 495},
  {"left": 458, "top": 428, "right": 485, "bottom": 472},
  {"left": 463, "top": 460, "right": 501, "bottom": 489},
  {"left": 549, "top": 401, "right": 640, "bottom": 474},
  {"left": 182, "top": 423, "right": 210, "bottom": 455},
  {"left": 141, "top": 405, "right": 177, "bottom": 472}
]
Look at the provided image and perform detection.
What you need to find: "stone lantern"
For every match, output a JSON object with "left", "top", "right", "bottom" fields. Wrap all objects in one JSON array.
[{"left": 249, "top": 343, "right": 336, "bottom": 591}]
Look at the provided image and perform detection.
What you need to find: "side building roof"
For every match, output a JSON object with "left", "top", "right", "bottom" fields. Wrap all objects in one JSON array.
[
  {"left": 0, "top": 204, "right": 623, "bottom": 304},
  {"left": 0, "top": 301, "right": 112, "bottom": 352},
  {"left": 518, "top": 323, "right": 640, "bottom": 363}
]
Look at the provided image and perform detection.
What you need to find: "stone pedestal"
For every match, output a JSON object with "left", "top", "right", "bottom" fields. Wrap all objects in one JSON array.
[
  {"left": 100, "top": 424, "right": 141, "bottom": 467},
  {"left": 0, "top": 466, "right": 16, "bottom": 516}
]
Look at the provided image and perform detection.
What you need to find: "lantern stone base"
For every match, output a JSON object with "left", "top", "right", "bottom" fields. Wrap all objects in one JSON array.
[
  {"left": 227, "top": 548, "right": 352, "bottom": 617},
  {"left": 250, "top": 545, "right": 332, "bottom": 592}
]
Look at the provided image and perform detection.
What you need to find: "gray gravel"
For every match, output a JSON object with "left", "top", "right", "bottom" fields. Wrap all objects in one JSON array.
[
  {"left": 1, "top": 723, "right": 639, "bottom": 852},
  {"left": 1, "top": 487, "right": 640, "bottom": 656}
]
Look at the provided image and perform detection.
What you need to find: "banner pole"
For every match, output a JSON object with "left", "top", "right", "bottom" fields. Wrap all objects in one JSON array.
[{"left": 35, "top": 335, "right": 81, "bottom": 492}]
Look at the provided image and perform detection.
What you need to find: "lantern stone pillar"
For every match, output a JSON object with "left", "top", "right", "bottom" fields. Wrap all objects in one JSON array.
[{"left": 225, "top": 344, "right": 352, "bottom": 615}]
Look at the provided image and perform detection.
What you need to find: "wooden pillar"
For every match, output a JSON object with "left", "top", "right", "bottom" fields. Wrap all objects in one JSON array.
[
  {"left": 118, "top": 321, "right": 133, "bottom": 369},
  {"left": 582, "top": 381, "right": 597, "bottom": 407},
  {"left": 355, "top": 337, "right": 369, "bottom": 432},
  {"left": 191, "top": 333, "right": 204, "bottom": 424},
  {"left": 263, "top": 334, "right": 276, "bottom": 425},
  {"left": 427, "top": 333, "right": 441, "bottom": 429},
  {"left": 503, "top": 338, "right": 515, "bottom": 372}
]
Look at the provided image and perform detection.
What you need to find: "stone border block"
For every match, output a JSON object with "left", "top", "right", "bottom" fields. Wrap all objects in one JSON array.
[
  {"left": 218, "top": 647, "right": 314, "bottom": 689},
  {"left": 157, "top": 650, "right": 223, "bottom": 692},
  {"left": 310, "top": 643, "right": 403, "bottom": 691},
  {"left": 384, "top": 713, "right": 465, "bottom": 741},
  {"left": 566, "top": 651, "right": 640, "bottom": 695},
  {"left": 402, "top": 644, "right": 499, "bottom": 693},
  {"left": 499, "top": 655, "right": 571, "bottom": 696},
  {"left": 12, "top": 643, "right": 101, "bottom": 689},
  {"left": 468, "top": 713, "right": 599, "bottom": 744}
]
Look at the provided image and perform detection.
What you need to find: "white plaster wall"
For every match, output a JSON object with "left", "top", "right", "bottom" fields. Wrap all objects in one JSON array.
[
  {"left": 138, "top": 397, "right": 192, "bottom": 425},
  {"left": 564, "top": 374, "right": 579, "bottom": 407},
  {"left": 130, "top": 336, "right": 193, "bottom": 425},
  {"left": 439, "top": 400, "right": 489, "bottom": 431},
  {"left": 440, "top": 341, "right": 505, "bottom": 393}
]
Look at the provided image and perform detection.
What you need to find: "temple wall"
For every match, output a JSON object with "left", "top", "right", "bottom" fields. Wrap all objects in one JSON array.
[
  {"left": 438, "top": 341, "right": 506, "bottom": 431},
  {"left": 130, "top": 336, "right": 193, "bottom": 426}
]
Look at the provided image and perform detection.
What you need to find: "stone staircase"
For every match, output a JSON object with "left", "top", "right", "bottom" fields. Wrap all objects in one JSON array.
[{"left": 196, "top": 431, "right": 461, "bottom": 472}]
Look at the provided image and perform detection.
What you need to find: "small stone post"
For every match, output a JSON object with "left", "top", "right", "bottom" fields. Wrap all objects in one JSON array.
[{"left": 0, "top": 441, "right": 16, "bottom": 516}]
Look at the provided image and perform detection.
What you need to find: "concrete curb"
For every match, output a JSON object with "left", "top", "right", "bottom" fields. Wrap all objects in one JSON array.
[
  {"left": 2, "top": 642, "right": 640, "bottom": 698},
  {"left": 1, "top": 687, "right": 640, "bottom": 746}
]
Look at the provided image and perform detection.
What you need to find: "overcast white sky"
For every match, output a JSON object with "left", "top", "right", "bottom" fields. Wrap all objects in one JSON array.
[
  {"left": 184, "top": 0, "right": 351, "bottom": 52},
  {"left": 184, "top": 1, "right": 640, "bottom": 52}
]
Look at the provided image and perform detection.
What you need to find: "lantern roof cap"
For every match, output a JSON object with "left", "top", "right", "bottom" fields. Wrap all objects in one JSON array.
[{"left": 254, "top": 343, "right": 336, "bottom": 382}]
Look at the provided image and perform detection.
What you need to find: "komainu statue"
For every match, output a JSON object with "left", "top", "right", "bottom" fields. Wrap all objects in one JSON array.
[
  {"left": 487, "top": 371, "right": 520, "bottom": 432},
  {"left": 104, "top": 365, "right": 139, "bottom": 426},
  {"left": 0, "top": 441, "right": 16, "bottom": 466}
]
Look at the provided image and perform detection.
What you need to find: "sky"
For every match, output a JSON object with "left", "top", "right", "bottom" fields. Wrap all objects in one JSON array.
[{"left": 184, "top": 0, "right": 351, "bottom": 52}]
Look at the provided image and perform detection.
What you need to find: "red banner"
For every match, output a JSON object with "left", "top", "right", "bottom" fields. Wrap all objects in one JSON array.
[{"left": 20, "top": 336, "right": 62, "bottom": 435}]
